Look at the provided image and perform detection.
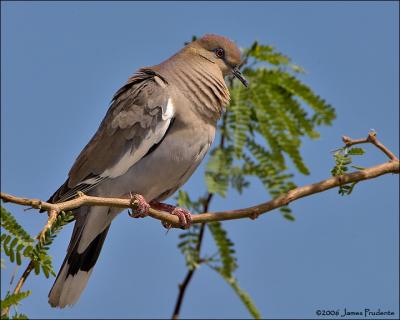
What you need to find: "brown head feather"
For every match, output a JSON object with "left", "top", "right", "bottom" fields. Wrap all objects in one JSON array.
[{"left": 194, "top": 34, "right": 242, "bottom": 66}]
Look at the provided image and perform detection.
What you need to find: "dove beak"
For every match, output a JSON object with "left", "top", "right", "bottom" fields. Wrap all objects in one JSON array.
[{"left": 232, "top": 67, "right": 248, "bottom": 87}]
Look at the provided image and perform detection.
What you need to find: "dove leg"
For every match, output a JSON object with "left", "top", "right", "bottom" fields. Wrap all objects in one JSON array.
[{"left": 150, "top": 201, "right": 192, "bottom": 229}]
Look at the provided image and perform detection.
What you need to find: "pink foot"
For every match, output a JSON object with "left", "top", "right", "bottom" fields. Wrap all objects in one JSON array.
[
  {"left": 129, "top": 194, "right": 150, "bottom": 218},
  {"left": 150, "top": 201, "right": 192, "bottom": 229},
  {"left": 170, "top": 207, "right": 192, "bottom": 229}
]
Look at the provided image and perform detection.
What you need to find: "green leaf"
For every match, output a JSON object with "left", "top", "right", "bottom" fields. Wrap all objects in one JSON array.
[
  {"left": 9, "top": 249, "right": 15, "bottom": 263},
  {"left": 267, "top": 70, "right": 336, "bottom": 126},
  {"left": 347, "top": 147, "right": 365, "bottom": 155},
  {"left": 205, "top": 149, "right": 233, "bottom": 197},
  {"left": 210, "top": 266, "right": 261, "bottom": 319},
  {"left": 42, "top": 265, "right": 50, "bottom": 279},
  {"left": 16, "top": 251, "right": 22, "bottom": 266},
  {"left": 177, "top": 224, "right": 202, "bottom": 270},
  {"left": 207, "top": 222, "right": 237, "bottom": 277},
  {"left": 33, "top": 261, "right": 40, "bottom": 275},
  {"left": 280, "top": 207, "right": 295, "bottom": 221},
  {"left": 331, "top": 145, "right": 365, "bottom": 195},
  {"left": 283, "top": 213, "right": 295, "bottom": 221},
  {"left": 338, "top": 181, "right": 358, "bottom": 196},
  {"left": 230, "top": 83, "right": 251, "bottom": 156},
  {"left": 351, "top": 165, "right": 366, "bottom": 170},
  {"left": 26, "top": 211, "right": 73, "bottom": 277},
  {"left": 9, "top": 238, "right": 17, "bottom": 249},
  {"left": 246, "top": 42, "right": 291, "bottom": 70},
  {"left": 3, "top": 235, "right": 11, "bottom": 254},
  {"left": 1, "top": 206, "right": 36, "bottom": 267},
  {"left": 22, "top": 246, "right": 32, "bottom": 257},
  {"left": 227, "top": 277, "right": 262, "bottom": 319},
  {"left": 0, "top": 207, "right": 34, "bottom": 243},
  {"left": 0, "top": 291, "right": 31, "bottom": 310}
]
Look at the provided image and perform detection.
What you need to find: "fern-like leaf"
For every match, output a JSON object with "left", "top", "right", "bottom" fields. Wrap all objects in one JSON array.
[
  {"left": 205, "top": 148, "right": 234, "bottom": 197},
  {"left": 210, "top": 266, "right": 261, "bottom": 319},
  {"left": 331, "top": 147, "right": 366, "bottom": 195},
  {"left": 207, "top": 222, "right": 237, "bottom": 277},
  {"left": 0, "top": 291, "right": 31, "bottom": 311},
  {"left": 1, "top": 206, "right": 34, "bottom": 266},
  {"left": 30, "top": 211, "right": 74, "bottom": 278},
  {"left": 0, "top": 207, "right": 34, "bottom": 243},
  {"left": 177, "top": 225, "right": 201, "bottom": 270}
]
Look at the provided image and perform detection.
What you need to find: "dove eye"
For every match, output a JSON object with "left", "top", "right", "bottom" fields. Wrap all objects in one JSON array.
[{"left": 215, "top": 48, "right": 225, "bottom": 59}]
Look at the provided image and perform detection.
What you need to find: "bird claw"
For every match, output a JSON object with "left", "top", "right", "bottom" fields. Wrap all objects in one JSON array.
[
  {"left": 138, "top": 200, "right": 192, "bottom": 229},
  {"left": 174, "top": 207, "right": 192, "bottom": 229},
  {"left": 128, "top": 194, "right": 150, "bottom": 218},
  {"left": 162, "top": 207, "right": 192, "bottom": 230}
]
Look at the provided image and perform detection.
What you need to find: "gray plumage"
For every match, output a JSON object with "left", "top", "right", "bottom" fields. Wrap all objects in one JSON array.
[{"left": 47, "top": 34, "right": 246, "bottom": 308}]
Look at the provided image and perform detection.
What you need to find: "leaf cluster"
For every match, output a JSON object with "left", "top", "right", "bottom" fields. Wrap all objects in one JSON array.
[
  {"left": 176, "top": 190, "right": 261, "bottom": 317},
  {"left": 207, "top": 221, "right": 260, "bottom": 318},
  {"left": 177, "top": 225, "right": 202, "bottom": 270},
  {"left": 1, "top": 291, "right": 30, "bottom": 320},
  {"left": 331, "top": 147, "right": 365, "bottom": 195},
  {"left": 1, "top": 206, "right": 73, "bottom": 317},
  {"left": 1, "top": 207, "right": 34, "bottom": 267},
  {"left": 1, "top": 206, "right": 73, "bottom": 279},
  {"left": 206, "top": 41, "right": 335, "bottom": 221},
  {"left": 31, "top": 211, "right": 74, "bottom": 278}
]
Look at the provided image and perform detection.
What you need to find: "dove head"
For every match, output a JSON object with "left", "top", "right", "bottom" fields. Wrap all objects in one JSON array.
[{"left": 188, "top": 34, "right": 248, "bottom": 87}]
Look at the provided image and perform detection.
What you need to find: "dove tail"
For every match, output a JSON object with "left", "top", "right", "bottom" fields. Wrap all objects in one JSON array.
[{"left": 48, "top": 223, "right": 110, "bottom": 308}]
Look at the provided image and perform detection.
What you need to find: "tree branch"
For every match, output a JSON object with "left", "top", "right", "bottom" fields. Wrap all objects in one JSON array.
[
  {"left": 1, "top": 161, "right": 398, "bottom": 226},
  {"left": 171, "top": 193, "right": 213, "bottom": 320}
]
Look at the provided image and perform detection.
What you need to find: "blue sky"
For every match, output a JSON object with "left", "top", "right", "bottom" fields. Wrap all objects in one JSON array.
[{"left": 1, "top": 1, "right": 399, "bottom": 319}]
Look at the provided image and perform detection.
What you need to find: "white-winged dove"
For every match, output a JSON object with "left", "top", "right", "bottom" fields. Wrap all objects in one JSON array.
[{"left": 47, "top": 34, "right": 248, "bottom": 308}]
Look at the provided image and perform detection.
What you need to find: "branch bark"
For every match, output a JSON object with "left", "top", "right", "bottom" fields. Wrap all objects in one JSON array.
[{"left": 1, "top": 161, "right": 398, "bottom": 226}]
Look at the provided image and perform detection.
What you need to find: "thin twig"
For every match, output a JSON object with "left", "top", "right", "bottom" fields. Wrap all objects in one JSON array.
[
  {"left": 1, "top": 261, "right": 34, "bottom": 317},
  {"left": 171, "top": 268, "right": 195, "bottom": 320},
  {"left": 171, "top": 193, "right": 213, "bottom": 319},
  {"left": 342, "top": 131, "right": 398, "bottom": 161},
  {"left": 12, "top": 261, "right": 34, "bottom": 296}
]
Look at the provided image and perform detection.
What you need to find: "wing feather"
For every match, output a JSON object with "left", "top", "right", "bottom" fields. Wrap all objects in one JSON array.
[{"left": 49, "top": 69, "right": 173, "bottom": 203}]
